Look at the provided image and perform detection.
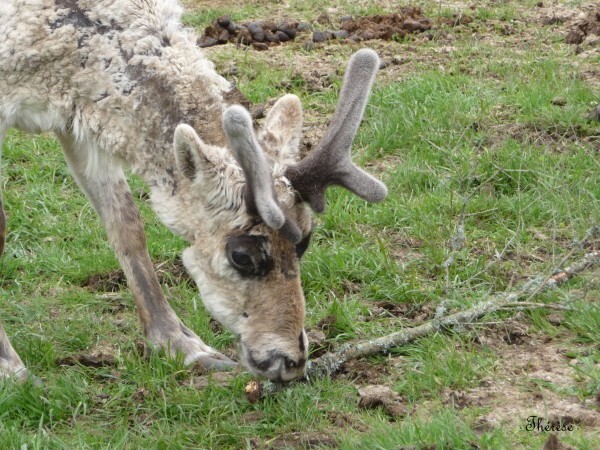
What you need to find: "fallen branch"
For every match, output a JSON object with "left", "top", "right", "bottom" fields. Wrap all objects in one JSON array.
[
  {"left": 305, "top": 245, "right": 599, "bottom": 380},
  {"left": 498, "top": 302, "right": 575, "bottom": 311}
]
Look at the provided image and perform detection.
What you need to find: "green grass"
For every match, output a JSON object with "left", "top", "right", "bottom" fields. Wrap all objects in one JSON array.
[{"left": 2, "top": 0, "right": 600, "bottom": 448}]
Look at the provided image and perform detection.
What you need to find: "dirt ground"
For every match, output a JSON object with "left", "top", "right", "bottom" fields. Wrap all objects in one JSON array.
[{"left": 443, "top": 317, "right": 600, "bottom": 431}]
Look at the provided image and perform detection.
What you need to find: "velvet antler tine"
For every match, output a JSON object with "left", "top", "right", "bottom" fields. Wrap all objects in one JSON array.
[
  {"left": 285, "top": 49, "right": 388, "bottom": 213},
  {"left": 223, "top": 105, "right": 302, "bottom": 243},
  {"left": 223, "top": 105, "right": 286, "bottom": 230}
]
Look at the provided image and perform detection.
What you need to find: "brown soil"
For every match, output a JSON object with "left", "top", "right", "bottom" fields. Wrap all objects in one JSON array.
[
  {"left": 317, "top": 315, "right": 599, "bottom": 433},
  {"left": 255, "top": 432, "right": 338, "bottom": 449},
  {"left": 56, "top": 352, "right": 117, "bottom": 368},
  {"left": 365, "top": 300, "right": 436, "bottom": 324},
  {"left": 326, "top": 410, "right": 369, "bottom": 432},
  {"left": 438, "top": 319, "right": 600, "bottom": 430},
  {"left": 338, "top": 358, "right": 390, "bottom": 385},
  {"left": 339, "top": 7, "right": 432, "bottom": 41},
  {"left": 357, "top": 384, "right": 408, "bottom": 418},
  {"left": 507, "top": 123, "right": 600, "bottom": 150},
  {"left": 564, "top": 8, "right": 600, "bottom": 45},
  {"left": 542, "top": 434, "right": 576, "bottom": 450}
]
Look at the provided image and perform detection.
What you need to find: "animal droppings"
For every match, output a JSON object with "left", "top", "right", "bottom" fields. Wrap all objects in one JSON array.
[{"left": 197, "top": 9, "right": 433, "bottom": 49}]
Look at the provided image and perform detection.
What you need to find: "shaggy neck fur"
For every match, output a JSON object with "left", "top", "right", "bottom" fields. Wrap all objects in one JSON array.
[{"left": 0, "top": 0, "right": 249, "bottom": 240}]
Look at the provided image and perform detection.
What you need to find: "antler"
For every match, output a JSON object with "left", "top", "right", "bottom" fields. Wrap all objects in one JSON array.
[
  {"left": 285, "top": 49, "right": 387, "bottom": 213},
  {"left": 222, "top": 106, "right": 302, "bottom": 243},
  {"left": 222, "top": 49, "right": 385, "bottom": 243}
]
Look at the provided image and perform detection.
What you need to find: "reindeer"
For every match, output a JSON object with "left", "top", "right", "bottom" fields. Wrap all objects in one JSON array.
[{"left": 0, "top": 0, "right": 386, "bottom": 383}]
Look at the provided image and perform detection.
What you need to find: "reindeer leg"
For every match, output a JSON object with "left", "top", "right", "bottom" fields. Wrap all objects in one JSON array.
[
  {"left": 57, "top": 132, "right": 236, "bottom": 370},
  {"left": 0, "top": 322, "right": 30, "bottom": 381},
  {"left": 0, "top": 170, "right": 21, "bottom": 379},
  {"left": 0, "top": 198, "right": 5, "bottom": 257},
  {"left": 0, "top": 131, "right": 5, "bottom": 255},
  {"left": 0, "top": 185, "right": 30, "bottom": 380},
  {"left": 0, "top": 131, "right": 36, "bottom": 382}
]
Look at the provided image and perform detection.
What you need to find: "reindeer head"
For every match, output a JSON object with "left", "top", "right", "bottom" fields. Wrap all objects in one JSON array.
[{"left": 171, "top": 49, "right": 386, "bottom": 382}]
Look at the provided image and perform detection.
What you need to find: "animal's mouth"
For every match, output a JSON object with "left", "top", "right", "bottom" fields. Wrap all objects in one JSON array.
[{"left": 237, "top": 342, "right": 307, "bottom": 382}]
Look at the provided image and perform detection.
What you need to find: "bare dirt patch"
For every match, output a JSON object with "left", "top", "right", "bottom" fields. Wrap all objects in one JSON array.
[
  {"left": 535, "top": 2, "right": 600, "bottom": 78},
  {"left": 326, "top": 410, "right": 369, "bottom": 432},
  {"left": 357, "top": 384, "right": 408, "bottom": 419},
  {"left": 564, "top": 8, "right": 600, "bottom": 45},
  {"left": 483, "top": 121, "right": 600, "bottom": 153},
  {"left": 338, "top": 358, "right": 391, "bottom": 385},
  {"left": 56, "top": 352, "right": 117, "bottom": 368},
  {"left": 184, "top": 370, "right": 238, "bottom": 390},
  {"left": 443, "top": 320, "right": 600, "bottom": 431},
  {"left": 366, "top": 300, "right": 436, "bottom": 324},
  {"left": 255, "top": 432, "right": 338, "bottom": 450},
  {"left": 339, "top": 7, "right": 432, "bottom": 41},
  {"left": 541, "top": 434, "right": 576, "bottom": 450}
]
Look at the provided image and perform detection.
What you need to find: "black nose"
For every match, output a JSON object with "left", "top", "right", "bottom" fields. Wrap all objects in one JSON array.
[
  {"left": 248, "top": 352, "right": 306, "bottom": 376},
  {"left": 283, "top": 356, "right": 298, "bottom": 370}
]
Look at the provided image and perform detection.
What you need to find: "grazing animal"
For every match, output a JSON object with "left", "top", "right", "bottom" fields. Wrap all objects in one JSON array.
[{"left": 0, "top": 0, "right": 386, "bottom": 382}]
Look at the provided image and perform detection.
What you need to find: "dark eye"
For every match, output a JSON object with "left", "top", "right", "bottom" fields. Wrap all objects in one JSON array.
[
  {"left": 229, "top": 248, "right": 255, "bottom": 276},
  {"left": 295, "top": 232, "right": 312, "bottom": 258},
  {"left": 231, "top": 250, "right": 252, "bottom": 268},
  {"left": 226, "top": 234, "right": 274, "bottom": 277}
]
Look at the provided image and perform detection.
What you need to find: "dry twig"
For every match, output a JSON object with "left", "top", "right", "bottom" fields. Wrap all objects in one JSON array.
[{"left": 498, "top": 302, "right": 575, "bottom": 311}]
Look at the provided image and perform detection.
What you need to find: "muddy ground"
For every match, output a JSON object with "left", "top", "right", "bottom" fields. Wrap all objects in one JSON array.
[{"left": 198, "top": 7, "right": 434, "bottom": 49}]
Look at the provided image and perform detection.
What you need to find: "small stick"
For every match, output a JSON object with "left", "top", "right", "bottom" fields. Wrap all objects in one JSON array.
[{"left": 498, "top": 302, "right": 575, "bottom": 311}]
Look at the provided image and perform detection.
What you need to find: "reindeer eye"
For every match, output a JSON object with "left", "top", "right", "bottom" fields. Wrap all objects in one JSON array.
[
  {"left": 231, "top": 251, "right": 252, "bottom": 268},
  {"left": 226, "top": 234, "right": 274, "bottom": 277},
  {"left": 229, "top": 249, "right": 255, "bottom": 275}
]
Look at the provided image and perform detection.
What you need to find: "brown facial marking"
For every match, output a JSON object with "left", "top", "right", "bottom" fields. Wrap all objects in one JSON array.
[
  {"left": 295, "top": 232, "right": 312, "bottom": 259},
  {"left": 276, "top": 233, "right": 299, "bottom": 280},
  {"left": 241, "top": 227, "right": 305, "bottom": 338},
  {"left": 298, "top": 332, "right": 306, "bottom": 353}
]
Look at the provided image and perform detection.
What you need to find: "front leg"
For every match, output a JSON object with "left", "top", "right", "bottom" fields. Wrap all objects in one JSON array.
[{"left": 57, "top": 132, "right": 235, "bottom": 370}]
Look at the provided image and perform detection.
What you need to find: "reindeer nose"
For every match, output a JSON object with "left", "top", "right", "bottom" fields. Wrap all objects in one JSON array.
[
  {"left": 243, "top": 331, "right": 309, "bottom": 381},
  {"left": 278, "top": 354, "right": 307, "bottom": 382},
  {"left": 248, "top": 352, "right": 307, "bottom": 382},
  {"left": 283, "top": 355, "right": 300, "bottom": 370}
]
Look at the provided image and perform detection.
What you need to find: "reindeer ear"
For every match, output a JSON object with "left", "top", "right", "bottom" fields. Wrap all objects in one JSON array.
[
  {"left": 260, "top": 94, "right": 303, "bottom": 163},
  {"left": 174, "top": 124, "right": 228, "bottom": 181},
  {"left": 174, "top": 124, "right": 204, "bottom": 180}
]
